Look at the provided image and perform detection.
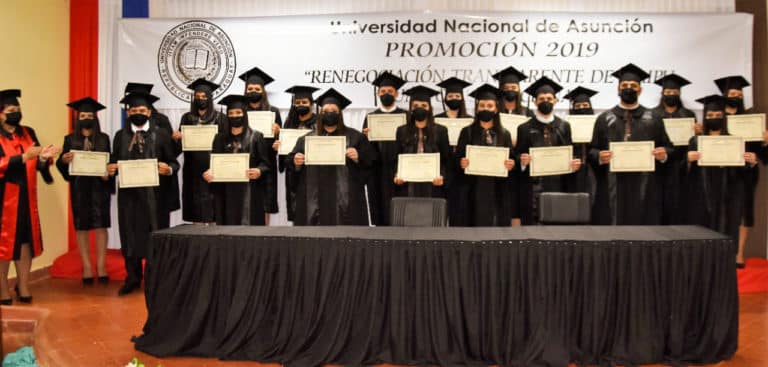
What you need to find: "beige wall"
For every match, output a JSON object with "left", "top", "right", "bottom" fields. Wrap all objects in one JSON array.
[{"left": 0, "top": 0, "right": 70, "bottom": 273}]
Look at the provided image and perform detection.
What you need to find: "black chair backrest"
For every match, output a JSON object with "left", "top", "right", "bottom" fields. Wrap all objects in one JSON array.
[
  {"left": 538, "top": 192, "right": 591, "bottom": 224},
  {"left": 390, "top": 197, "right": 448, "bottom": 227}
]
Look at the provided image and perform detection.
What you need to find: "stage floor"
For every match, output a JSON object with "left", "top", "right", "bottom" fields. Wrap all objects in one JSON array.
[{"left": 6, "top": 277, "right": 766, "bottom": 366}]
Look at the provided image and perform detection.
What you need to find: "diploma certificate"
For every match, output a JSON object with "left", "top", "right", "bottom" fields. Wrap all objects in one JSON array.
[
  {"left": 210, "top": 153, "right": 250, "bottom": 182},
  {"left": 68, "top": 150, "right": 109, "bottom": 177},
  {"left": 181, "top": 125, "right": 218, "bottom": 151},
  {"left": 247, "top": 111, "right": 276, "bottom": 138},
  {"left": 727, "top": 113, "right": 765, "bottom": 142},
  {"left": 304, "top": 136, "right": 347, "bottom": 165},
  {"left": 397, "top": 153, "right": 440, "bottom": 182},
  {"left": 277, "top": 129, "right": 312, "bottom": 155},
  {"left": 118, "top": 159, "right": 159, "bottom": 188},
  {"left": 367, "top": 113, "right": 406, "bottom": 141},
  {"left": 609, "top": 141, "right": 655, "bottom": 173},
  {"left": 529, "top": 146, "right": 573, "bottom": 177},
  {"left": 697, "top": 136, "right": 745, "bottom": 167},
  {"left": 465, "top": 145, "right": 509, "bottom": 177},
  {"left": 499, "top": 113, "right": 529, "bottom": 141},
  {"left": 435, "top": 117, "right": 473, "bottom": 146},
  {"left": 663, "top": 118, "right": 695, "bottom": 146},
  {"left": 568, "top": 115, "right": 597, "bottom": 144}
]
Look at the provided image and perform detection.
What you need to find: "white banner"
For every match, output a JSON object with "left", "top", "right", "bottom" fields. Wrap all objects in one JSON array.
[{"left": 116, "top": 11, "right": 752, "bottom": 119}]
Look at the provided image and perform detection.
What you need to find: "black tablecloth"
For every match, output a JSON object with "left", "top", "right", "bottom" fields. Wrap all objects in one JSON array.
[{"left": 134, "top": 225, "right": 738, "bottom": 367}]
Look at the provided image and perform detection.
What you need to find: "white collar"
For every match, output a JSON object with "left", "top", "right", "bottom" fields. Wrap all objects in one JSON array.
[
  {"left": 379, "top": 105, "right": 398, "bottom": 113},
  {"left": 131, "top": 122, "right": 150, "bottom": 133},
  {"left": 535, "top": 111, "right": 555, "bottom": 123}
]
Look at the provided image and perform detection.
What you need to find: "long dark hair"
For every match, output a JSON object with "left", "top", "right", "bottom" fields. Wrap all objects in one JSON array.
[
  {"left": 471, "top": 99, "right": 505, "bottom": 146},
  {"left": 441, "top": 92, "right": 469, "bottom": 118},
  {"left": 703, "top": 105, "right": 729, "bottom": 136},
  {"left": 285, "top": 97, "right": 314, "bottom": 129},
  {"left": 498, "top": 83, "right": 526, "bottom": 115},
  {"left": 189, "top": 88, "right": 217, "bottom": 122},
  {"left": 655, "top": 93, "right": 689, "bottom": 113},
  {"left": 315, "top": 109, "right": 346, "bottom": 135},
  {"left": 403, "top": 100, "right": 438, "bottom": 151},
  {"left": 244, "top": 83, "right": 274, "bottom": 112}
]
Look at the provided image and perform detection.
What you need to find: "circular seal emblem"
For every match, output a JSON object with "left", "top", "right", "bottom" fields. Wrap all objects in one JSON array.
[{"left": 158, "top": 20, "right": 236, "bottom": 102}]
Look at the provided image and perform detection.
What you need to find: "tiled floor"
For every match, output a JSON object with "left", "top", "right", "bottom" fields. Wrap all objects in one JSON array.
[{"left": 5, "top": 277, "right": 768, "bottom": 366}]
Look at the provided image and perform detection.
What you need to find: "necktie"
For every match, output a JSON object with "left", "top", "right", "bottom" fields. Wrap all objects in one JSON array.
[
  {"left": 623, "top": 110, "right": 632, "bottom": 141},
  {"left": 417, "top": 129, "right": 425, "bottom": 153},
  {"left": 129, "top": 131, "right": 145, "bottom": 154},
  {"left": 484, "top": 129, "right": 493, "bottom": 145},
  {"left": 83, "top": 136, "right": 93, "bottom": 152},
  {"left": 543, "top": 126, "right": 552, "bottom": 146}
]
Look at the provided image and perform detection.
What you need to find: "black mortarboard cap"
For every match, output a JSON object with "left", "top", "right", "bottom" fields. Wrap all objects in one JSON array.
[
  {"left": 468, "top": 84, "right": 501, "bottom": 101},
  {"left": 696, "top": 94, "right": 727, "bottom": 112},
  {"left": 611, "top": 63, "right": 650, "bottom": 83},
  {"left": 238, "top": 66, "right": 274, "bottom": 86},
  {"left": 563, "top": 86, "right": 598, "bottom": 103},
  {"left": 119, "top": 92, "right": 159, "bottom": 108},
  {"left": 285, "top": 85, "right": 319, "bottom": 101},
  {"left": 714, "top": 75, "right": 750, "bottom": 94},
  {"left": 436, "top": 77, "right": 471, "bottom": 94},
  {"left": 492, "top": 66, "right": 527, "bottom": 85},
  {"left": 403, "top": 85, "right": 440, "bottom": 103},
  {"left": 218, "top": 94, "right": 250, "bottom": 111},
  {"left": 372, "top": 71, "right": 406, "bottom": 90},
  {"left": 0, "top": 89, "right": 21, "bottom": 106},
  {"left": 524, "top": 76, "right": 563, "bottom": 98},
  {"left": 124, "top": 82, "right": 154, "bottom": 95},
  {"left": 654, "top": 73, "right": 691, "bottom": 90},
  {"left": 315, "top": 88, "right": 352, "bottom": 110},
  {"left": 67, "top": 97, "right": 106, "bottom": 113},
  {"left": 187, "top": 78, "right": 220, "bottom": 94}
]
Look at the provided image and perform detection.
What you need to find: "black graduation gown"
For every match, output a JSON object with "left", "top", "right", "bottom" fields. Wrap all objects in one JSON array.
[
  {"left": 652, "top": 105, "right": 696, "bottom": 225},
  {"left": 455, "top": 124, "right": 515, "bottom": 227},
  {"left": 112, "top": 125, "right": 179, "bottom": 258},
  {"left": 279, "top": 115, "right": 317, "bottom": 222},
  {"left": 685, "top": 135, "right": 756, "bottom": 240},
  {"left": 515, "top": 116, "right": 578, "bottom": 225},
  {"left": 435, "top": 112, "right": 472, "bottom": 226},
  {"left": 393, "top": 123, "right": 451, "bottom": 199},
  {"left": 588, "top": 105, "right": 673, "bottom": 225},
  {"left": 150, "top": 111, "right": 181, "bottom": 216},
  {"left": 211, "top": 127, "right": 271, "bottom": 225},
  {"left": 174, "top": 111, "right": 226, "bottom": 223},
  {"left": 363, "top": 107, "right": 408, "bottom": 226},
  {"left": 56, "top": 132, "right": 114, "bottom": 230},
  {"left": 733, "top": 109, "right": 762, "bottom": 227},
  {"left": 288, "top": 127, "right": 374, "bottom": 226},
  {"left": 247, "top": 105, "right": 282, "bottom": 214}
]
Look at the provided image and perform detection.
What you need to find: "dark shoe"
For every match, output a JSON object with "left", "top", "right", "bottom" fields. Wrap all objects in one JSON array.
[
  {"left": 13, "top": 285, "right": 31, "bottom": 303},
  {"left": 737, "top": 262, "right": 746, "bottom": 269},
  {"left": 98, "top": 276, "right": 110, "bottom": 284},
  {"left": 82, "top": 277, "right": 94, "bottom": 285},
  {"left": 118, "top": 282, "right": 139, "bottom": 296},
  {"left": 0, "top": 298, "right": 12, "bottom": 305}
]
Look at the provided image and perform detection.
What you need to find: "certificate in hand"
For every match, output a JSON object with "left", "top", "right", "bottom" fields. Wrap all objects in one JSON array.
[
  {"left": 697, "top": 136, "right": 745, "bottom": 167},
  {"left": 210, "top": 153, "right": 250, "bottom": 182},
  {"left": 465, "top": 145, "right": 509, "bottom": 177},
  {"left": 529, "top": 146, "right": 573, "bottom": 177},
  {"left": 397, "top": 153, "right": 440, "bottom": 182},
  {"left": 609, "top": 141, "right": 655, "bottom": 173},
  {"left": 663, "top": 118, "right": 695, "bottom": 146},
  {"left": 568, "top": 115, "right": 597, "bottom": 144},
  {"left": 247, "top": 111, "right": 276, "bottom": 138},
  {"left": 727, "top": 113, "right": 765, "bottom": 142},
  {"left": 499, "top": 113, "right": 529, "bottom": 141},
  {"left": 277, "top": 129, "right": 312, "bottom": 155},
  {"left": 68, "top": 150, "right": 109, "bottom": 177},
  {"left": 304, "top": 136, "right": 347, "bottom": 165},
  {"left": 435, "top": 117, "right": 473, "bottom": 146},
  {"left": 367, "top": 113, "right": 406, "bottom": 141},
  {"left": 181, "top": 125, "right": 218, "bottom": 151},
  {"left": 118, "top": 159, "right": 159, "bottom": 188}
]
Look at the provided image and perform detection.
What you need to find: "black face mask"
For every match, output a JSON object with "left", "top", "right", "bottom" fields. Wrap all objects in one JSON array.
[
  {"left": 295, "top": 105, "right": 310, "bottom": 116},
  {"left": 322, "top": 112, "right": 340, "bottom": 126},
  {"left": 78, "top": 118, "right": 96, "bottom": 130},
  {"left": 228, "top": 116, "right": 245, "bottom": 128},
  {"left": 129, "top": 113, "right": 149, "bottom": 126},
  {"left": 503, "top": 90, "right": 518, "bottom": 102},
  {"left": 663, "top": 94, "right": 681, "bottom": 107},
  {"left": 725, "top": 97, "right": 743, "bottom": 109},
  {"left": 477, "top": 110, "right": 496, "bottom": 122},
  {"left": 445, "top": 99, "right": 462, "bottom": 110},
  {"left": 704, "top": 118, "right": 725, "bottom": 131},
  {"left": 4, "top": 111, "right": 21, "bottom": 126},
  {"left": 193, "top": 98, "right": 208, "bottom": 110},
  {"left": 379, "top": 93, "right": 395, "bottom": 107},
  {"left": 570, "top": 108, "right": 593, "bottom": 115},
  {"left": 620, "top": 88, "right": 638, "bottom": 104},
  {"left": 537, "top": 101, "right": 554, "bottom": 115},
  {"left": 412, "top": 107, "right": 429, "bottom": 121},
  {"left": 246, "top": 92, "right": 263, "bottom": 103}
]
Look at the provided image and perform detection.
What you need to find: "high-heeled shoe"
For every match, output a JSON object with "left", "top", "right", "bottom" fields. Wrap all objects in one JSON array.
[
  {"left": 14, "top": 285, "right": 32, "bottom": 304},
  {"left": 97, "top": 276, "right": 109, "bottom": 284},
  {"left": 0, "top": 298, "right": 12, "bottom": 305},
  {"left": 82, "top": 277, "right": 94, "bottom": 285}
]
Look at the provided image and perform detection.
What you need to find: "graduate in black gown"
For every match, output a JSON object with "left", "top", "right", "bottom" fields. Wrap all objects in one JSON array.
[
  {"left": 289, "top": 89, "right": 374, "bottom": 226},
  {"left": 0, "top": 90, "right": 58, "bottom": 304},
  {"left": 108, "top": 92, "right": 179, "bottom": 296},
  {"left": 239, "top": 67, "right": 282, "bottom": 225},
  {"left": 393, "top": 85, "right": 451, "bottom": 199},
  {"left": 515, "top": 77, "right": 582, "bottom": 225},
  {"left": 716, "top": 75, "right": 767, "bottom": 267},
  {"left": 435, "top": 77, "right": 472, "bottom": 225},
  {"left": 278, "top": 86, "right": 319, "bottom": 223},
  {"left": 492, "top": 66, "right": 534, "bottom": 117},
  {"left": 56, "top": 97, "right": 113, "bottom": 284},
  {"left": 685, "top": 94, "right": 757, "bottom": 242},
  {"left": 588, "top": 64, "right": 673, "bottom": 225},
  {"left": 455, "top": 84, "right": 516, "bottom": 226},
  {"left": 651, "top": 74, "right": 697, "bottom": 225},
  {"left": 363, "top": 72, "right": 407, "bottom": 226},
  {"left": 173, "top": 79, "right": 226, "bottom": 224},
  {"left": 203, "top": 95, "right": 271, "bottom": 225},
  {"left": 125, "top": 83, "right": 180, "bottom": 220},
  {"left": 564, "top": 86, "right": 599, "bottom": 204}
]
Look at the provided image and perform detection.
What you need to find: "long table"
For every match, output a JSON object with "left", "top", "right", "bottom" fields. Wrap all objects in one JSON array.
[{"left": 133, "top": 225, "right": 738, "bottom": 366}]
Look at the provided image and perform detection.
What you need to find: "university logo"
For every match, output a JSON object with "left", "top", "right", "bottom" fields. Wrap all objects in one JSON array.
[{"left": 158, "top": 20, "right": 236, "bottom": 102}]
